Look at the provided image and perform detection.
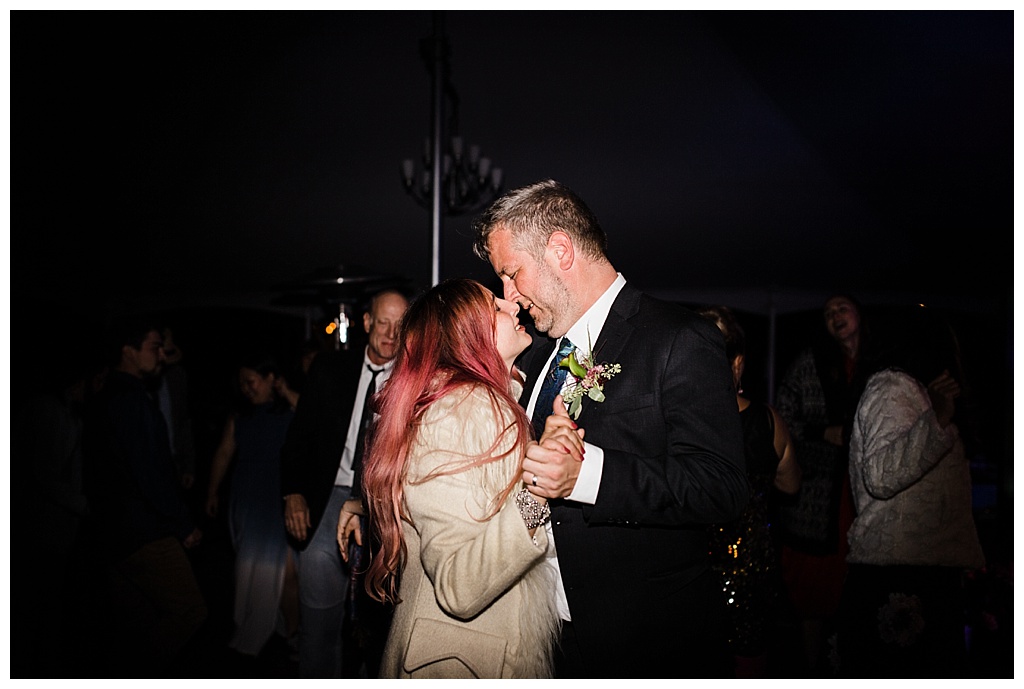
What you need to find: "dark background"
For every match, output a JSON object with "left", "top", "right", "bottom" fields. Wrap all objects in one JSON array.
[
  {"left": 20, "top": 8, "right": 1012, "bottom": 480},
  {"left": 12, "top": 9, "right": 1014, "bottom": 677},
  {"left": 21, "top": 11, "right": 1011, "bottom": 308}
]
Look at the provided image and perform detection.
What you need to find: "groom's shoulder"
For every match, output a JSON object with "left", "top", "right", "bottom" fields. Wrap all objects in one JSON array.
[
  {"left": 625, "top": 292, "right": 724, "bottom": 350},
  {"left": 631, "top": 290, "right": 705, "bottom": 327}
]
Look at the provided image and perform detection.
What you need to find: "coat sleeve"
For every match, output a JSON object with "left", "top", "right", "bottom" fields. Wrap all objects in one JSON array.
[
  {"left": 853, "top": 370, "right": 958, "bottom": 500},
  {"left": 280, "top": 352, "right": 341, "bottom": 498},
  {"left": 404, "top": 388, "right": 548, "bottom": 620}
]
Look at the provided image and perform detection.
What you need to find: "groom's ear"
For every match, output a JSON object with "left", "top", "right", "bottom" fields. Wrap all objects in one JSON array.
[{"left": 547, "top": 231, "right": 574, "bottom": 270}]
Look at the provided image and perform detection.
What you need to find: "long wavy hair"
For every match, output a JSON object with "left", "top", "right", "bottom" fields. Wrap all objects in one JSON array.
[{"left": 362, "top": 278, "right": 532, "bottom": 605}]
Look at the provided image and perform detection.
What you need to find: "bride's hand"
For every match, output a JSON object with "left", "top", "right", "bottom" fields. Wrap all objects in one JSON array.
[{"left": 539, "top": 394, "right": 585, "bottom": 462}]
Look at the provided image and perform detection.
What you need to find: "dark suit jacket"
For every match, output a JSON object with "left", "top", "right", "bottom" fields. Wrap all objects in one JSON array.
[
  {"left": 83, "top": 370, "right": 195, "bottom": 559},
  {"left": 517, "top": 283, "right": 748, "bottom": 677},
  {"left": 280, "top": 347, "right": 366, "bottom": 551}
]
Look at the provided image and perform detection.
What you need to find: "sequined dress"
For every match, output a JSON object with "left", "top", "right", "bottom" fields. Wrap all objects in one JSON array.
[{"left": 709, "top": 401, "right": 782, "bottom": 657}]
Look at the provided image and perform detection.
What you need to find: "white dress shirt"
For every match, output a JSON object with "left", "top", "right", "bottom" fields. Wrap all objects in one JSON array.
[{"left": 335, "top": 350, "right": 393, "bottom": 487}]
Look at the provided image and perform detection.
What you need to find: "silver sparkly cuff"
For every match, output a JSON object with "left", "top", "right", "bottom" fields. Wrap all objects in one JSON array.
[{"left": 515, "top": 488, "right": 551, "bottom": 530}]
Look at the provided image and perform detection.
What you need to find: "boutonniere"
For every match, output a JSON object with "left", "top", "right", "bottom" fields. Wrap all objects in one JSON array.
[{"left": 558, "top": 343, "right": 622, "bottom": 420}]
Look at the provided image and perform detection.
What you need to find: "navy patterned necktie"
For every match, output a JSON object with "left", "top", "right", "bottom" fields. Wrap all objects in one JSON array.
[{"left": 531, "top": 337, "right": 575, "bottom": 438}]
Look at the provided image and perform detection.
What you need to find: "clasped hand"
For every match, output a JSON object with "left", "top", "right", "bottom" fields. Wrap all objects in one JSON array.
[
  {"left": 336, "top": 498, "right": 364, "bottom": 562},
  {"left": 522, "top": 394, "right": 586, "bottom": 499},
  {"left": 284, "top": 493, "right": 312, "bottom": 541}
]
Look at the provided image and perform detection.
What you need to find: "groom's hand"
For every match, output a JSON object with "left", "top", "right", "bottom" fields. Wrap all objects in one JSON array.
[
  {"left": 539, "top": 394, "right": 586, "bottom": 459},
  {"left": 522, "top": 395, "right": 585, "bottom": 499}
]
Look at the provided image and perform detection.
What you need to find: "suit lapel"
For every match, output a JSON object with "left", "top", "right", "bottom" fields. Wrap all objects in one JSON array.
[{"left": 575, "top": 284, "right": 640, "bottom": 422}]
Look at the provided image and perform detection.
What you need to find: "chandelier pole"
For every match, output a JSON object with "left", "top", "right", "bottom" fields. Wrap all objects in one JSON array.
[{"left": 429, "top": 11, "right": 444, "bottom": 287}]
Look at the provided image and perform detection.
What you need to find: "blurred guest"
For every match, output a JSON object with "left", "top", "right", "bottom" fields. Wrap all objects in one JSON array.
[
  {"left": 206, "top": 352, "right": 299, "bottom": 657},
  {"left": 836, "top": 306, "right": 985, "bottom": 677},
  {"left": 280, "top": 289, "right": 409, "bottom": 678},
  {"left": 299, "top": 333, "right": 332, "bottom": 376},
  {"left": 155, "top": 326, "right": 198, "bottom": 491},
  {"left": 357, "top": 278, "right": 565, "bottom": 678},
  {"left": 273, "top": 368, "right": 302, "bottom": 412},
  {"left": 774, "top": 293, "right": 875, "bottom": 674},
  {"left": 14, "top": 348, "right": 104, "bottom": 676},
  {"left": 698, "top": 305, "right": 801, "bottom": 677},
  {"left": 278, "top": 333, "right": 332, "bottom": 402},
  {"left": 83, "top": 317, "right": 207, "bottom": 676}
]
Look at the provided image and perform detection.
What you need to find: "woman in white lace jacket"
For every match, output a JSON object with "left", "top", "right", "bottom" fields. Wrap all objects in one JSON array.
[{"left": 838, "top": 307, "right": 984, "bottom": 677}]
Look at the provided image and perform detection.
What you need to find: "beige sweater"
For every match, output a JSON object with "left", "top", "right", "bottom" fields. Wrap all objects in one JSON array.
[{"left": 379, "top": 383, "right": 561, "bottom": 678}]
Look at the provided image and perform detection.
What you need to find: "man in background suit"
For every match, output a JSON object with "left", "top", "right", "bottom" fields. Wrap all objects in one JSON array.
[
  {"left": 472, "top": 179, "right": 748, "bottom": 678},
  {"left": 280, "top": 289, "right": 409, "bottom": 678}
]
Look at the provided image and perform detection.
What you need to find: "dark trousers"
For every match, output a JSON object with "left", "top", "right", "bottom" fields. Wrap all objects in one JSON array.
[
  {"left": 553, "top": 569, "right": 731, "bottom": 679},
  {"left": 105, "top": 536, "right": 208, "bottom": 676},
  {"left": 836, "top": 564, "right": 970, "bottom": 677}
]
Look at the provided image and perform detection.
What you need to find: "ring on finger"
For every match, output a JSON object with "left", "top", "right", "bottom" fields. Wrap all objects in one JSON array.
[{"left": 532, "top": 474, "right": 538, "bottom": 487}]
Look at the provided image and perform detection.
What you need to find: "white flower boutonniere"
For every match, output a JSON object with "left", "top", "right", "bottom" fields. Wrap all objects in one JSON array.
[{"left": 558, "top": 346, "right": 622, "bottom": 420}]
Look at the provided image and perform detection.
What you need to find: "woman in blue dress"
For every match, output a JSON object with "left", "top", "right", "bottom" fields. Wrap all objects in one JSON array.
[{"left": 206, "top": 352, "right": 299, "bottom": 656}]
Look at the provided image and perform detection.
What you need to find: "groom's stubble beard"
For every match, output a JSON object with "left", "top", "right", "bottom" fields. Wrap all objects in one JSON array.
[{"left": 529, "top": 262, "right": 574, "bottom": 340}]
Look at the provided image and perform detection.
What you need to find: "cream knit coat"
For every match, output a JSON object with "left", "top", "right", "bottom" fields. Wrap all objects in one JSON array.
[{"left": 379, "top": 383, "right": 561, "bottom": 678}]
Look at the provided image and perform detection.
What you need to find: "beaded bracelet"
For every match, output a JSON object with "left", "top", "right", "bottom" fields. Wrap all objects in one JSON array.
[{"left": 515, "top": 488, "right": 551, "bottom": 530}]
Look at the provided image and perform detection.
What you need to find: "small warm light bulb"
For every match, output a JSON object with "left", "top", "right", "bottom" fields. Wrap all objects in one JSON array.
[{"left": 326, "top": 322, "right": 337, "bottom": 335}]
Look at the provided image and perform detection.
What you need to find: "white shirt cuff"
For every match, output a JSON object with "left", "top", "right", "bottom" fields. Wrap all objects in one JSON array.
[{"left": 567, "top": 440, "right": 603, "bottom": 504}]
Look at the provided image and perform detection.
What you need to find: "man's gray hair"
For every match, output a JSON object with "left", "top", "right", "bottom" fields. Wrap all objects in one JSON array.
[{"left": 471, "top": 179, "right": 608, "bottom": 264}]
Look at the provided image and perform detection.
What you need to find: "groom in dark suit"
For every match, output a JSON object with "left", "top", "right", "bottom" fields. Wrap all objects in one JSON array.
[{"left": 472, "top": 179, "right": 748, "bottom": 679}]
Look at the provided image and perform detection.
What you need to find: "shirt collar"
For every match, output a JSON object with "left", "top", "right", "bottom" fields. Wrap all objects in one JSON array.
[{"left": 363, "top": 349, "right": 394, "bottom": 373}]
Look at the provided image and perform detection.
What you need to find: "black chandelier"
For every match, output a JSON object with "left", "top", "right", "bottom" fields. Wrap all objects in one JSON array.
[
  {"left": 401, "top": 11, "right": 503, "bottom": 285},
  {"left": 401, "top": 135, "right": 503, "bottom": 217}
]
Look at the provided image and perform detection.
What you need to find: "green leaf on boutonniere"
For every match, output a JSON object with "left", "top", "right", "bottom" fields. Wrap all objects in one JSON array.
[
  {"left": 567, "top": 395, "right": 583, "bottom": 419},
  {"left": 561, "top": 351, "right": 589, "bottom": 379}
]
